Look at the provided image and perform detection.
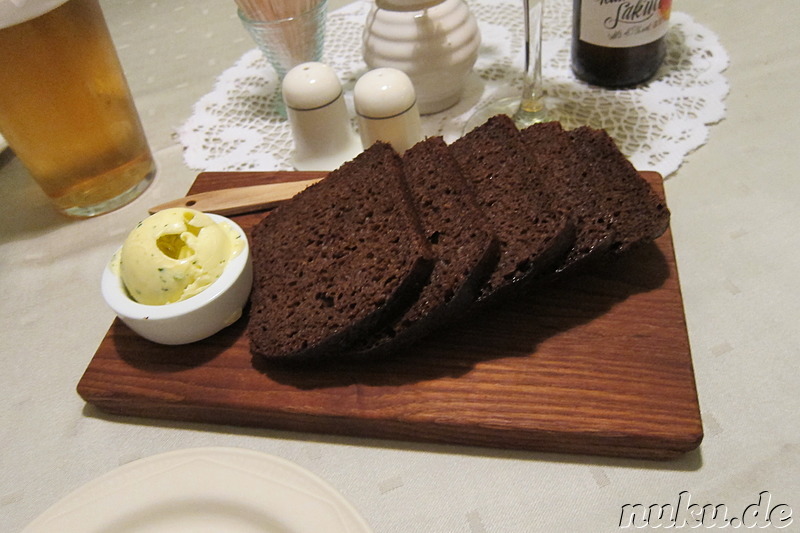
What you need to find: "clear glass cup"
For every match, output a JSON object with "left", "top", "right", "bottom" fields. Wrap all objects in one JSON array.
[
  {"left": 238, "top": 0, "right": 328, "bottom": 81},
  {"left": 0, "top": 0, "right": 156, "bottom": 218}
]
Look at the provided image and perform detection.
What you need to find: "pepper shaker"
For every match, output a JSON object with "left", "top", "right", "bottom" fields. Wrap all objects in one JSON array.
[
  {"left": 354, "top": 67, "right": 422, "bottom": 154},
  {"left": 282, "top": 62, "right": 362, "bottom": 171}
]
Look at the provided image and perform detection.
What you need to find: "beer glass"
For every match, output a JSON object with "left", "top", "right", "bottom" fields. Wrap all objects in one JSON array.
[{"left": 0, "top": 0, "right": 156, "bottom": 218}]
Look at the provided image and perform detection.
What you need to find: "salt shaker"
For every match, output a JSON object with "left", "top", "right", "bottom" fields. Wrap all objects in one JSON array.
[
  {"left": 281, "top": 62, "right": 362, "bottom": 171},
  {"left": 354, "top": 68, "right": 422, "bottom": 154}
]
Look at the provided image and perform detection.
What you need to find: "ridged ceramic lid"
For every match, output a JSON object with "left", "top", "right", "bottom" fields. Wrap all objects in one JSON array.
[
  {"left": 354, "top": 68, "right": 417, "bottom": 119},
  {"left": 281, "top": 62, "right": 343, "bottom": 111}
]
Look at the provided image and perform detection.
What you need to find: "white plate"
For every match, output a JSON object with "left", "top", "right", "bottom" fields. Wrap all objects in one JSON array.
[
  {"left": 23, "top": 447, "right": 373, "bottom": 533},
  {"left": 0, "top": 132, "right": 7, "bottom": 151}
]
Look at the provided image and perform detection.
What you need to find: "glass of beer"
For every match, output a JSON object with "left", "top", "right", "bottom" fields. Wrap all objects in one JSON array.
[{"left": 0, "top": 0, "right": 156, "bottom": 218}]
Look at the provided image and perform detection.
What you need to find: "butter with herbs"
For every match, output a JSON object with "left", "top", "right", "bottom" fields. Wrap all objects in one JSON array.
[{"left": 113, "top": 208, "right": 244, "bottom": 305}]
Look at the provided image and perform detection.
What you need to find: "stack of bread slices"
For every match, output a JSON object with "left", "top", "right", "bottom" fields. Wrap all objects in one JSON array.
[{"left": 247, "top": 115, "right": 670, "bottom": 362}]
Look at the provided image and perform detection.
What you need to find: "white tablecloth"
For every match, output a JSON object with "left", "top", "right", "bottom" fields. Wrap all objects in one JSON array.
[{"left": 1, "top": 1, "right": 798, "bottom": 532}]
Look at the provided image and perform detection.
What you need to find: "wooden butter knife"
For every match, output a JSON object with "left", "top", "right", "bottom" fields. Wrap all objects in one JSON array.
[{"left": 148, "top": 177, "right": 323, "bottom": 216}]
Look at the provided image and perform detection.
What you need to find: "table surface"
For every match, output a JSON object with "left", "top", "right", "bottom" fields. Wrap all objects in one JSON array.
[{"left": 2, "top": 1, "right": 798, "bottom": 532}]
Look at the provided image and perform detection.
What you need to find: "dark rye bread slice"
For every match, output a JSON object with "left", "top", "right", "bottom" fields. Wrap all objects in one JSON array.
[
  {"left": 519, "top": 121, "right": 617, "bottom": 275},
  {"left": 449, "top": 114, "right": 574, "bottom": 305},
  {"left": 565, "top": 125, "right": 670, "bottom": 255},
  {"left": 247, "top": 142, "right": 434, "bottom": 361},
  {"left": 349, "top": 136, "right": 500, "bottom": 357}
]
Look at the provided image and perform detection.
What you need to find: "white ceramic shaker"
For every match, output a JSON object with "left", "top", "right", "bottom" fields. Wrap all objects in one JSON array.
[
  {"left": 354, "top": 67, "right": 422, "bottom": 154},
  {"left": 362, "top": 0, "right": 481, "bottom": 115},
  {"left": 281, "top": 62, "right": 362, "bottom": 171}
]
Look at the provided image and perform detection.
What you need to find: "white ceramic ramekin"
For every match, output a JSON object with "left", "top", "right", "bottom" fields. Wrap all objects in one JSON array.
[{"left": 101, "top": 214, "right": 252, "bottom": 345}]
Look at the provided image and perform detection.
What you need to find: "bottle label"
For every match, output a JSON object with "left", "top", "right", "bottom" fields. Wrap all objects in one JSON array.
[{"left": 580, "top": 0, "right": 671, "bottom": 48}]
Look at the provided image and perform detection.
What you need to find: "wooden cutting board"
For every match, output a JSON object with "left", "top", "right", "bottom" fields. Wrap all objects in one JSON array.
[{"left": 78, "top": 170, "right": 703, "bottom": 460}]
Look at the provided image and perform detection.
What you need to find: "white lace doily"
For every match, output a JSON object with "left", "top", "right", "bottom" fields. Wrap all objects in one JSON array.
[{"left": 177, "top": 0, "right": 729, "bottom": 178}]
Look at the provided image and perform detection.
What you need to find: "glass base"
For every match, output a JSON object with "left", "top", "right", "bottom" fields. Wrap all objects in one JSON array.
[
  {"left": 463, "top": 96, "right": 549, "bottom": 135},
  {"left": 61, "top": 167, "right": 155, "bottom": 218}
]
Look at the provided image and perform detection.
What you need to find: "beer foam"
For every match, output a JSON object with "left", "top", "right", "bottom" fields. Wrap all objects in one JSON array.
[{"left": 1, "top": 0, "right": 70, "bottom": 29}]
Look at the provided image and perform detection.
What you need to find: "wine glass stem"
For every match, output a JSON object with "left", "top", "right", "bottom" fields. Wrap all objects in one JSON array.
[
  {"left": 515, "top": 0, "right": 545, "bottom": 118},
  {"left": 462, "top": 0, "right": 547, "bottom": 133}
]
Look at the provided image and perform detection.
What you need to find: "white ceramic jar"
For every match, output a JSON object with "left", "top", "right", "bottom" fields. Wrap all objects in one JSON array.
[{"left": 362, "top": 0, "right": 481, "bottom": 115}]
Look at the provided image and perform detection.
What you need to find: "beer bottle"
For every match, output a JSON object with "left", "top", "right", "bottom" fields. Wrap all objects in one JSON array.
[{"left": 571, "top": 0, "right": 671, "bottom": 88}]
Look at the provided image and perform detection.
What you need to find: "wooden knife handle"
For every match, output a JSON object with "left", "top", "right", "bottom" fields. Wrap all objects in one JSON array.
[{"left": 148, "top": 178, "right": 323, "bottom": 216}]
